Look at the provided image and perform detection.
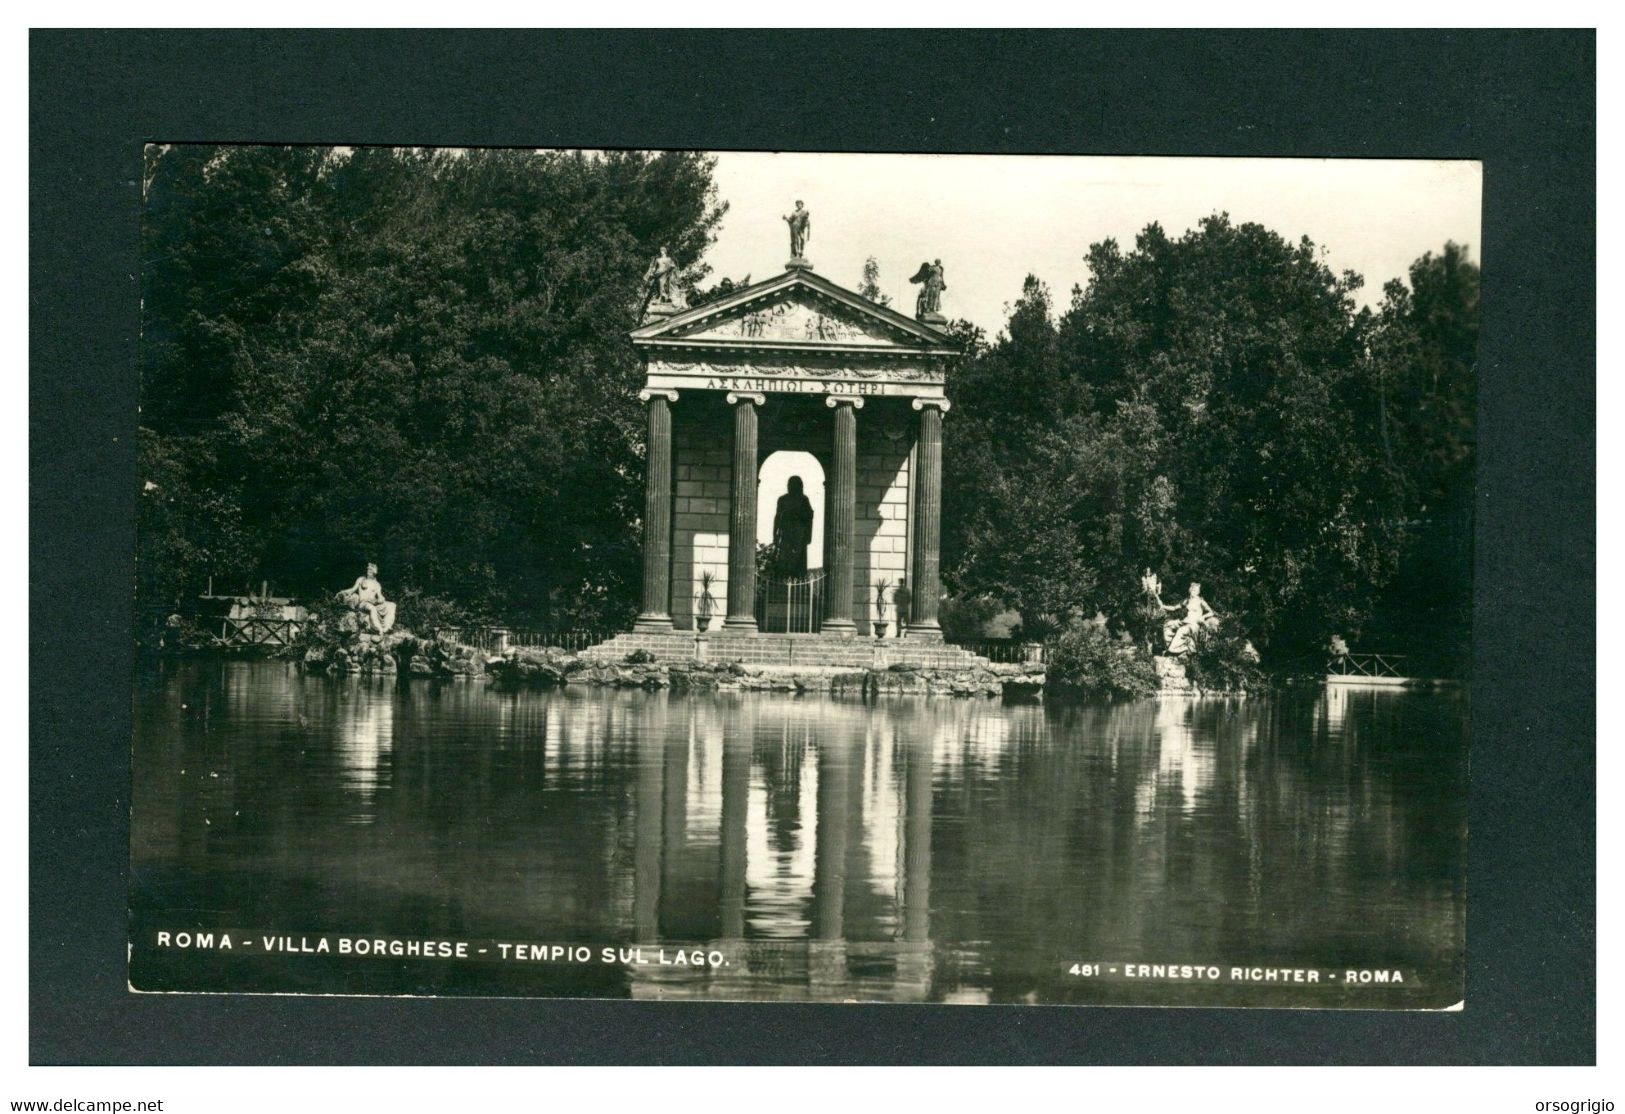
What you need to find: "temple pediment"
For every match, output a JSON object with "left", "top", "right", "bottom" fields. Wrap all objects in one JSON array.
[{"left": 630, "top": 268, "right": 956, "bottom": 358}]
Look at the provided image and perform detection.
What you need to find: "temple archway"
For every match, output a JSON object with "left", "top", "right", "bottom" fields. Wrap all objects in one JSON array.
[
  {"left": 756, "top": 451, "right": 827, "bottom": 633},
  {"left": 757, "top": 451, "right": 826, "bottom": 572}
]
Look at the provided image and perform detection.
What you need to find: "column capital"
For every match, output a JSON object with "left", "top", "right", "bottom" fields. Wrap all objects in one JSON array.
[
  {"left": 638, "top": 388, "right": 680, "bottom": 404},
  {"left": 725, "top": 391, "right": 766, "bottom": 407},
  {"left": 824, "top": 394, "right": 865, "bottom": 409},
  {"left": 911, "top": 397, "right": 951, "bottom": 413}
]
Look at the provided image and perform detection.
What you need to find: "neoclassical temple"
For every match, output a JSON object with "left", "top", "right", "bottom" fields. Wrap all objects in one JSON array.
[{"left": 606, "top": 252, "right": 961, "bottom": 661}]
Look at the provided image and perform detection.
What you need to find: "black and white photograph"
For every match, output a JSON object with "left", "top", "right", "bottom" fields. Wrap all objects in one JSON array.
[
  {"left": 27, "top": 27, "right": 1598, "bottom": 1087},
  {"left": 127, "top": 146, "right": 1479, "bottom": 1009}
]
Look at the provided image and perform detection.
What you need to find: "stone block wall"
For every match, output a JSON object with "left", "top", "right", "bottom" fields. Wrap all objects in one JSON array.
[
  {"left": 854, "top": 410, "right": 912, "bottom": 635},
  {"left": 668, "top": 397, "right": 915, "bottom": 634},
  {"left": 672, "top": 408, "right": 732, "bottom": 630}
]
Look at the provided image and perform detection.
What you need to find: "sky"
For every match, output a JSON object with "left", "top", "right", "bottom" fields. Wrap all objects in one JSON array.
[
  {"left": 714, "top": 152, "right": 1481, "bottom": 554},
  {"left": 704, "top": 153, "right": 1482, "bottom": 338}
]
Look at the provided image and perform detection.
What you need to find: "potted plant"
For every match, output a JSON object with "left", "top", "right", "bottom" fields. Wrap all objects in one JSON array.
[
  {"left": 873, "top": 579, "right": 891, "bottom": 638},
  {"left": 694, "top": 571, "right": 718, "bottom": 632}
]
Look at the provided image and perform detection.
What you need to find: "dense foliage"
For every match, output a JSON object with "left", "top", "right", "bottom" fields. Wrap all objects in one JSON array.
[
  {"left": 138, "top": 156, "right": 1474, "bottom": 673},
  {"left": 138, "top": 145, "right": 725, "bottom": 630},
  {"left": 1359, "top": 243, "right": 1479, "bottom": 671},
  {"left": 1183, "top": 620, "right": 1266, "bottom": 692},
  {"left": 942, "top": 216, "right": 1477, "bottom": 667},
  {"left": 1045, "top": 624, "right": 1160, "bottom": 700}
]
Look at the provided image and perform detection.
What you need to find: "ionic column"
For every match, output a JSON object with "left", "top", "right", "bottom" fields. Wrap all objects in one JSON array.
[
  {"left": 724, "top": 392, "right": 764, "bottom": 633},
  {"left": 634, "top": 389, "right": 677, "bottom": 632},
  {"left": 908, "top": 398, "right": 949, "bottom": 640},
  {"left": 822, "top": 395, "right": 863, "bottom": 635}
]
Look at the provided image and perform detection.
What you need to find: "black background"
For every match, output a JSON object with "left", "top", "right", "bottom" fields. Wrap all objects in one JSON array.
[{"left": 30, "top": 29, "right": 1595, "bottom": 1064}]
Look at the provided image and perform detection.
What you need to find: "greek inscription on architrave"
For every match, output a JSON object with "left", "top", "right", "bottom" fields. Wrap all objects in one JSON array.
[{"left": 649, "top": 359, "right": 943, "bottom": 385}]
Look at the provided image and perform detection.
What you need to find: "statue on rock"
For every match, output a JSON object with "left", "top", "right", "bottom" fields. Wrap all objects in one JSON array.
[
  {"left": 1161, "top": 582, "right": 1220, "bottom": 656},
  {"left": 783, "top": 200, "right": 811, "bottom": 268},
  {"left": 337, "top": 562, "right": 397, "bottom": 635},
  {"left": 909, "top": 258, "right": 947, "bottom": 324},
  {"left": 772, "top": 476, "right": 814, "bottom": 577}
]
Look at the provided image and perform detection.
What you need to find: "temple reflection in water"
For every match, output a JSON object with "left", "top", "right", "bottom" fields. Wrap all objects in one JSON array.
[{"left": 131, "top": 662, "right": 1467, "bottom": 1006}]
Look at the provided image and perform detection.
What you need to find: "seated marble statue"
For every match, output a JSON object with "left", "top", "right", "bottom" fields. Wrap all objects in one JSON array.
[
  {"left": 336, "top": 562, "right": 397, "bottom": 635},
  {"left": 1162, "top": 582, "right": 1219, "bottom": 656},
  {"left": 772, "top": 476, "right": 814, "bottom": 577}
]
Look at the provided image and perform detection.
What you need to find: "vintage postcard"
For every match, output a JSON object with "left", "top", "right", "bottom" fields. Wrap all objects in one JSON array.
[{"left": 129, "top": 148, "right": 1477, "bottom": 1008}]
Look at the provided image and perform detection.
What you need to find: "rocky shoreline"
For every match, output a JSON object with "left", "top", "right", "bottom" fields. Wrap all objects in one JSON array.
[
  {"left": 299, "top": 629, "right": 485, "bottom": 678},
  {"left": 488, "top": 646, "right": 1047, "bottom": 698},
  {"left": 296, "top": 632, "right": 1229, "bottom": 699}
]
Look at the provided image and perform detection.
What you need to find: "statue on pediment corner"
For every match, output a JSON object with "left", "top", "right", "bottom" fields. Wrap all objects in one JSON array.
[
  {"left": 910, "top": 259, "right": 947, "bottom": 322},
  {"left": 642, "top": 245, "right": 685, "bottom": 312}
]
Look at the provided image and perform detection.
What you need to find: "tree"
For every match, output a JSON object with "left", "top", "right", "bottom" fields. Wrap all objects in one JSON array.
[
  {"left": 858, "top": 256, "right": 891, "bottom": 306},
  {"left": 137, "top": 146, "right": 726, "bottom": 630},
  {"left": 1361, "top": 243, "right": 1479, "bottom": 669},
  {"left": 944, "top": 215, "right": 1415, "bottom": 658}
]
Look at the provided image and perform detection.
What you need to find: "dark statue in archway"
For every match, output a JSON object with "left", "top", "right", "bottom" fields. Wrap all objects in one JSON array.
[{"left": 772, "top": 476, "right": 814, "bottom": 576}]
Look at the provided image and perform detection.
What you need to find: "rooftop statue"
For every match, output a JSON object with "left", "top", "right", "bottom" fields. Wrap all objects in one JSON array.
[
  {"left": 909, "top": 258, "right": 947, "bottom": 322},
  {"left": 783, "top": 200, "right": 811, "bottom": 266},
  {"left": 642, "top": 245, "right": 682, "bottom": 309},
  {"left": 337, "top": 562, "right": 397, "bottom": 635}
]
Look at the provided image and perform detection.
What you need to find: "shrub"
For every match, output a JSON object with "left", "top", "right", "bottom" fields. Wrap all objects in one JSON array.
[
  {"left": 940, "top": 595, "right": 1011, "bottom": 642},
  {"left": 1184, "top": 620, "right": 1264, "bottom": 692},
  {"left": 1046, "top": 623, "right": 1159, "bottom": 700},
  {"left": 395, "top": 587, "right": 477, "bottom": 635}
]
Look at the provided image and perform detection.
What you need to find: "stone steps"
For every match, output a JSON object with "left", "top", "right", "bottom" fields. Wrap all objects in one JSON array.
[{"left": 579, "top": 631, "right": 998, "bottom": 672}]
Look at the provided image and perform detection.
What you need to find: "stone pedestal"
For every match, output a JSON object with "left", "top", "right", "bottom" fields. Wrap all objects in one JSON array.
[
  {"left": 786, "top": 256, "right": 813, "bottom": 271},
  {"left": 643, "top": 300, "right": 683, "bottom": 324}
]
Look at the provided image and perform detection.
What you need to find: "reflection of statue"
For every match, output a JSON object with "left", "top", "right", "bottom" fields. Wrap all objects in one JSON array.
[
  {"left": 1161, "top": 582, "right": 1218, "bottom": 656},
  {"left": 642, "top": 245, "right": 680, "bottom": 307},
  {"left": 909, "top": 258, "right": 946, "bottom": 320},
  {"left": 337, "top": 562, "right": 397, "bottom": 634},
  {"left": 772, "top": 476, "right": 814, "bottom": 576},
  {"left": 783, "top": 200, "right": 810, "bottom": 261}
]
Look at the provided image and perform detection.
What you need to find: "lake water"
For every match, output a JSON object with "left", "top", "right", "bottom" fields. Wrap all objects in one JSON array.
[{"left": 130, "top": 661, "right": 1467, "bottom": 1008}]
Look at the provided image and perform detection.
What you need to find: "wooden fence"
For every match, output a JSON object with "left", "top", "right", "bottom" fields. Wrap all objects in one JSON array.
[{"left": 1327, "top": 652, "right": 1407, "bottom": 678}]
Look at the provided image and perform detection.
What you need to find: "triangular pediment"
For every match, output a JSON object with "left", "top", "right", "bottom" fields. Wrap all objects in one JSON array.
[
  {"left": 673, "top": 289, "right": 907, "bottom": 345},
  {"left": 630, "top": 269, "right": 956, "bottom": 355}
]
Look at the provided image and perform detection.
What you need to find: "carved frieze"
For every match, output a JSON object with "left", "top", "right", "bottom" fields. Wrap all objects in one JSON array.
[
  {"left": 673, "top": 292, "right": 907, "bottom": 346},
  {"left": 650, "top": 359, "right": 943, "bottom": 384}
]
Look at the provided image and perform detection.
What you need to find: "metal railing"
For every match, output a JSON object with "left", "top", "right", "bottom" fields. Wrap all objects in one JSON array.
[
  {"left": 946, "top": 638, "right": 1048, "bottom": 665},
  {"left": 430, "top": 628, "right": 614, "bottom": 654},
  {"left": 755, "top": 570, "right": 826, "bottom": 634}
]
